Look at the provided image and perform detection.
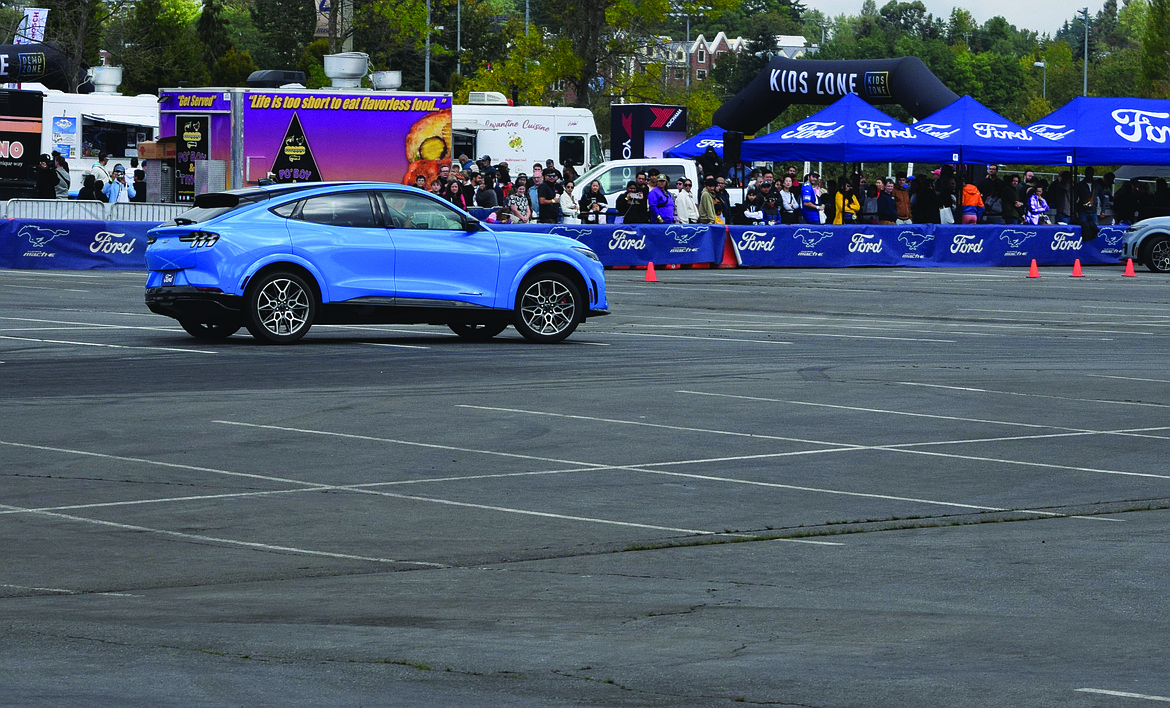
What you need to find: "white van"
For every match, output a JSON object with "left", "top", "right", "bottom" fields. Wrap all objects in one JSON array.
[{"left": 452, "top": 92, "right": 604, "bottom": 177}]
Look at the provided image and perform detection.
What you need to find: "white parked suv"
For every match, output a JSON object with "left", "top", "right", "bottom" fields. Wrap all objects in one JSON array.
[{"left": 1121, "top": 217, "right": 1170, "bottom": 272}]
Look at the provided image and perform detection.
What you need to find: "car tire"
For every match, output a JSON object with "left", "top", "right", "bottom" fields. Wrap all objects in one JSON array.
[
  {"left": 1142, "top": 234, "right": 1170, "bottom": 273},
  {"left": 179, "top": 320, "right": 241, "bottom": 340},
  {"left": 513, "top": 271, "right": 583, "bottom": 343},
  {"left": 448, "top": 322, "right": 509, "bottom": 340},
  {"left": 244, "top": 270, "right": 317, "bottom": 344}
]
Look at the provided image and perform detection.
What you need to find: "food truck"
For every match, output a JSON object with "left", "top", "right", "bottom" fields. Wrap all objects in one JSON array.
[{"left": 157, "top": 61, "right": 454, "bottom": 202}]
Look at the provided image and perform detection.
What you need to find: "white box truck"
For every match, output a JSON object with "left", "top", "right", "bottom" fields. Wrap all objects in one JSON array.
[
  {"left": 452, "top": 92, "right": 604, "bottom": 177},
  {"left": 34, "top": 67, "right": 159, "bottom": 194}
]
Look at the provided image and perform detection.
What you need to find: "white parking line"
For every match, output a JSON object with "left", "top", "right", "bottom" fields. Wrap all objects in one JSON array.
[
  {"left": 1075, "top": 688, "right": 1170, "bottom": 702},
  {"left": 0, "top": 502, "right": 445, "bottom": 567},
  {"left": 453, "top": 405, "right": 1161, "bottom": 499},
  {"left": 601, "top": 331, "right": 794, "bottom": 345},
  {"left": 0, "top": 316, "right": 184, "bottom": 332},
  {"left": 362, "top": 342, "right": 431, "bottom": 350},
  {"left": 678, "top": 390, "right": 1170, "bottom": 441},
  {"left": 0, "top": 583, "right": 138, "bottom": 597},
  {"left": 455, "top": 404, "right": 862, "bottom": 448},
  {"left": 1087, "top": 374, "right": 1170, "bottom": 384},
  {"left": 4, "top": 284, "right": 89, "bottom": 292},
  {"left": 678, "top": 390, "right": 1083, "bottom": 431},
  {"left": 0, "top": 334, "right": 216, "bottom": 354},
  {"left": 896, "top": 381, "right": 1170, "bottom": 408}
]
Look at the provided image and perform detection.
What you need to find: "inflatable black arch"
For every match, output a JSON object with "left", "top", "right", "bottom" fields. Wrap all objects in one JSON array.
[
  {"left": 712, "top": 56, "right": 959, "bottom": 134},
  {"left": 0, "top": 43, "right": 79, "bottom": 92}
]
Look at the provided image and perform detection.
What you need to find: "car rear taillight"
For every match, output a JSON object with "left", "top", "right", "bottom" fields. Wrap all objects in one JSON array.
[{"left": 178, "top": 231, "right": 220, "bottom": 248}]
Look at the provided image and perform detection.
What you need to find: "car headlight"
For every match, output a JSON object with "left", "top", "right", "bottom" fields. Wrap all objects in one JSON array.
[{"left": 572, "top": 246, "right": 600, "bottom": 262}]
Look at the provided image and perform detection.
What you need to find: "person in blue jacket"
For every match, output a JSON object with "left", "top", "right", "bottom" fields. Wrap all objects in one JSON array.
[
  {"left": 647, "top": 175, "right": 675, "bottom": 224},
  {"left": 801, "top": 172, "right": 823, "bottom": 223},
  {"left": 102, "top": 164, "right": 136, "bottom": 203}
]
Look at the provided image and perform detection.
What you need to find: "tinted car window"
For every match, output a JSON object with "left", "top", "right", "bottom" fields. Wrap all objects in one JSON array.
[
  {"left": 298, "top": 191, "right": 379, "bottom": 228},
  {"left": 377, "top": 191, "right": 463, "bottom": 230}
]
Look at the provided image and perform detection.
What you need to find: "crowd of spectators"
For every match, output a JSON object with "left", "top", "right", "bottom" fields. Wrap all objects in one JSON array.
[
  {"left": 733, "top": 163, "right": 1170, "bottom": 229},
  {"left": 37, "top": 150, "right": 148, "bottom": 203}
]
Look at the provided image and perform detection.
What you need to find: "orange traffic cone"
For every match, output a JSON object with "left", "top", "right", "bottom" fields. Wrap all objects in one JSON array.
[
  {"left": 1027, "top": 259, "right": 1040, "bottom": 278},
  {"left": 1124, "top": 258, "right": 1136, "bottom": 277},
  {"left": 644, "top": 261, "right": 658, "bottom": 282},
  {"left": 717, "top": 225, "right": 737, "bottom": 268},
  {"left": 1070, "top": 259, "right": 1084, "bottom": 277}
]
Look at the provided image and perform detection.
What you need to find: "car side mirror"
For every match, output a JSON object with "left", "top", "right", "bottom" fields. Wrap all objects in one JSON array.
[{"left": 462, "top": 215, "right": 481, "bottom": 232}]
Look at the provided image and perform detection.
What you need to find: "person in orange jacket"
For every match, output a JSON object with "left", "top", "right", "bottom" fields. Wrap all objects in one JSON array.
[{"left": 961, "top": 180, "right": 984, "bottom": 224}]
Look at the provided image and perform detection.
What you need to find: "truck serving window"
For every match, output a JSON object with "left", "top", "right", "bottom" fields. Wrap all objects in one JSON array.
[{"left": 559, "top": 136, "right": 585, "bottom": 169}]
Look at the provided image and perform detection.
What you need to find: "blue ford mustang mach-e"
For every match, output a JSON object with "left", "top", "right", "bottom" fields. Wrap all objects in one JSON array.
[{"left": 144, "top": 182, "right": 608, "bottom": 343}]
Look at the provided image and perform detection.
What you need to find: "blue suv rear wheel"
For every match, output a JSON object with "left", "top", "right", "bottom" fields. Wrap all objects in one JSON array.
[{"left": 245, "top": 270, "right": 317, "bottom": 344}]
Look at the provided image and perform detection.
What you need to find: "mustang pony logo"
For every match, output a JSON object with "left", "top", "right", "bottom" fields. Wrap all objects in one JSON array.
[
  {"left": 20, "top": 224, "right": 68, "bottom": 248},
  {"left": 897, "top": 230, "right": 934, "bottom": 251},
  {"left": 549, "top": 226, "right": 593, "bottom": 241},
  {"left": 666, "top": 225, "right": 705, "bottom": 245},
  {"left": 1097, "top": 227, "right": 1125, "bottom": 246},
  {"left": 999, "top": 229, "right": 1036, "bottom": 249},
  {"left": 792, "top": 228, "right": 832, "bottom": 249}
]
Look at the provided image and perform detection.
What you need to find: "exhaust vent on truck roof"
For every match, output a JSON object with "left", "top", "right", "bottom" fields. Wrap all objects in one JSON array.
[
  {"left": 247, "top": 70, "right": 307, "bottom": 89},
  {"left": 468, "top": 91, "right": 510, "bottom": 105}
]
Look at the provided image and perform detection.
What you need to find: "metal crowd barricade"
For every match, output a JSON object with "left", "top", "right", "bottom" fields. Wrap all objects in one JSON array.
[{"left": 3, "top": 199, "right": 190, "bottom": 223}]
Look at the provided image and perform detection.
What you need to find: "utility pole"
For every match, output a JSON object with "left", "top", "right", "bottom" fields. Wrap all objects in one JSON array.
[
  {"left": 666, "top": 6, "right": 709, "bottom": 89},
  {"left": 1081, "top": 6, "right": 1089, "bottom": 96},
  {"left": 456, "top": 0, "right": 461, "bottom": 76},
  {"left": 424, "top": 0, "right": 431, "bottom": 90}
]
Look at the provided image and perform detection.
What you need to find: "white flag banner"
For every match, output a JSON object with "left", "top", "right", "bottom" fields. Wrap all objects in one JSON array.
[{"left": 14, "top": 7, "right": 49, "bottom": 44}]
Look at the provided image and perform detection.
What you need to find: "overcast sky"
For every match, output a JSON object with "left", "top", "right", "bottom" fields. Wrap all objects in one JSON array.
[{"left": 814, "top": 0, "right": 1096, "bottom": 37}]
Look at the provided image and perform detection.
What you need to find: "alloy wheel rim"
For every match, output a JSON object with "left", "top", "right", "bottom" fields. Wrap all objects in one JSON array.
[
  {"left": 520, "top": 280, "right": 575, "bottom": 335},
  {"left": 1153, "top": 241, "right": 1170, "bottom": 271},
  {"left": 257, "top": 278, "right": 310, "bottom": 335}
]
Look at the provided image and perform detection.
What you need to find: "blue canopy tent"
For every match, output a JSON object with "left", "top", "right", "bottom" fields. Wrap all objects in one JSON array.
[
  {"left": 663, "top": 126, "right": 726, "bottom": 159},
  {"left": 913, "top": 95, "right": 1070, "bottom": 165},
  {"left": 1027, "top": 97, "right": 1170, "bottom": 166},
  {"left": 739, "top": 94, "right": 956, "bottom": 163}
]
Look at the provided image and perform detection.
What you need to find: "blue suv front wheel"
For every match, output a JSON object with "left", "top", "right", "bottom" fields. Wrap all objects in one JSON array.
[{"left": 513, "top": 271, "right": 583, "bottom": 344}]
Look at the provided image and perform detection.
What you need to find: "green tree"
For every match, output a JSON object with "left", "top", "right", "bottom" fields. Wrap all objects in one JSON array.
[
  {"left": 251, "top": 0, "right": 317, "bottom": 70},
  {"left": 39, "top": 0, "right": 125, "bottom": 92},
  {"left": 196, "top": 0, "right": 233, "bottom": 70},
  {"left": 115, "top": 0, "right": 207, "bottom": 94},
  {"left": 212, "top": 46, "right": 259, "bottom": 86},
  {"left": 1141, "top": 0, "right": 1170, "bottom": 94}
]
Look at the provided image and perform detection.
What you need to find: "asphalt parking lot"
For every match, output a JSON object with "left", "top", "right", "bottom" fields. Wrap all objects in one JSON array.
[{"left": 2, "top": 264, "right": 1169, "bottom": 707}]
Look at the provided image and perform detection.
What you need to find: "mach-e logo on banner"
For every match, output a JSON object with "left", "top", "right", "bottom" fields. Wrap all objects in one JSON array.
[{"left": 649, "top": 107, "right": 683, "bottom": 129}]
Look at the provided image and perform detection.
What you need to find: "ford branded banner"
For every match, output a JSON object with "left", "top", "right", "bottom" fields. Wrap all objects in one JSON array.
[
  {"left": 1, "top": 219, "right": 151, "bottom": 270},
  {"left": 491, "top": 223, "right": 1118, "bottom": 269},
  {"left": 495, "top": 223, "right": 722, "bottom": 267},
  {"left": 1, "top": 219, "right": 1120, "bottom": 271}
]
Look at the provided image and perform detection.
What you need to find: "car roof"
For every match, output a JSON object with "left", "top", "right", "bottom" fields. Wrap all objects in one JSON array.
[{"left": 193, "top": 182, "right": 425, "bottom": 209}]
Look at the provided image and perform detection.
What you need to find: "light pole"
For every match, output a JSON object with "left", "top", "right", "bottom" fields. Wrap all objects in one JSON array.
[
  {"left": 1080, "top": 6, "right": 1089, "bottom": 96},
  {"left": 456, "top": 0, "right": 461, "bottom": 76},
  {"left": 424, "top": 0, "right": 431, "bottom": 91},
  {"left": 1033, "top": 60, "right": 1046, "bottom": 101},
  {"left": 666, "top": 6, "right": 710, "bottom": 89}
]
